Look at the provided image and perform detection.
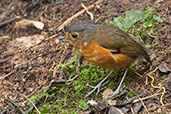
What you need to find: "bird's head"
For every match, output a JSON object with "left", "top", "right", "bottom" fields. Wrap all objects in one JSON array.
[{"left": 65, "top": 23, "right": 96, "bottom": 47}]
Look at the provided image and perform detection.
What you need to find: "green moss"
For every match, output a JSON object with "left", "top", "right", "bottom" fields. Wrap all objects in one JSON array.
[
  {"left": 29, "top": 8, "right": 163, "bottom": 114},
  {"left": 110, "top": 8, "right": 163, "bottom": 41}
]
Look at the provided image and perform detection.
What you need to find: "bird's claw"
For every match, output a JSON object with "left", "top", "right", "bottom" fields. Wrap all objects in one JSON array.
[
  {"left": 84, "top": 80, "right": 109, "bottom": 98},
  {"left": 84, "top": 71, "right": 114, "bottom": 98}
]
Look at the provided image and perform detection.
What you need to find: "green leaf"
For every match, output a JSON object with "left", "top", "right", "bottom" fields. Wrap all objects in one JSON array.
[
  {"left": 79, "top": 101, "right": 88, "bottom": 110},
  {"left": 142, "top": 21, "right": 153, "bottom": 28},
  {"left": 153, "top": 16, "right": 164, "bottom": 22},
  {"left": 110, "top": 16, "right": 124, "bottom": 29},
  {"left": 122, "top": 8, "right": 145, "bottom": 29}
]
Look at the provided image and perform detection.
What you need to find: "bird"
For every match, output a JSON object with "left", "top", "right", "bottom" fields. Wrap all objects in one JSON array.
[{"left": 65, "top": 23, "right": 150, "bottom": 98}]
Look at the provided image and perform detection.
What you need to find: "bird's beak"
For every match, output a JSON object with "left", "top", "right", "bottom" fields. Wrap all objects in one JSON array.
[{"left": 58, "top": 33, "right": 69, "bottom": 42}]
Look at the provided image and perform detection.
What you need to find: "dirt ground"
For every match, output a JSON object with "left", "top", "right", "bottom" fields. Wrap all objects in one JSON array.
[{"left": 0, "top": 0, "right": 170, "bottom": 114}]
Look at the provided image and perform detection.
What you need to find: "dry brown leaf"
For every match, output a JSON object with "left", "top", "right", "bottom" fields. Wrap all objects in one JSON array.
[
  {"left": 107, "top": 99, "right": 117, "bottom": 106},
  {"left": 122, "top": 0, "right": 130, "bottom": 5},
  {"left": 87, "top": 99, "right": 98, "bottom": 105},
  {"left": 155, "top": 0, "right": 164, "bottom": 4},
  {"left": 13, "top": 19, "right": 44, "bottom": 30},
  {"left": 0, "top": 35, "right": 10, "bottom": 39},
  {"left": 32, "top": 21, "right": 44, "bottom": 30},
  {"left": 102, "top": 89, "right": 117, "bottom": 106}
]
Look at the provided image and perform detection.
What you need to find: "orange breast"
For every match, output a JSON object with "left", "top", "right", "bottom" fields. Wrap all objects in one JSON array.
[{"left": 78, "top": 40, "right": 135, "bottom": 70}]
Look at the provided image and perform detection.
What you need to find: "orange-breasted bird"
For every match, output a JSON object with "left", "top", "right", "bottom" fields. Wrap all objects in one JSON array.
[{"left": 65, "top": 23, "right": 150, "bottom": 98}]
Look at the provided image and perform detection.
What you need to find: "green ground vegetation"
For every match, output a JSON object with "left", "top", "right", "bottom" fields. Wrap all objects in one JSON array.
[{"left": 29, "top": 8, "right": 163, "bottom": 114}]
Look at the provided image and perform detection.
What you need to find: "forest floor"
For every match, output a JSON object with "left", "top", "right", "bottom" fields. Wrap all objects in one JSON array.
[{"left": 0, "top": 0, "right": 170, "bottom": 114}]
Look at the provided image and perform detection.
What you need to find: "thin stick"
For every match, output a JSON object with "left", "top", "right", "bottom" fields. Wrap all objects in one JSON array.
[
  {"left": 57, "top": 0, "right": 102, "bottom": 31},
  {"left": 139, "top": 97, "right": 150, "bottom": 114},
  {"left": 81, "top": 3, "right": 94, "bottom": 21},
  {"left": 23, "top": 95, "right": 41, "bottom": 114},
  {"left": 8, "top": 98, "right": 25, "bottom": 114},
  {"left": 132, "top": 92, "right": 163, "bottom": 103},
  {"left": 130, "top": 106, "right": 135, "bottom": 114},
  {"left": 0, "top": 70, "right": 16, "bottom": 80}
]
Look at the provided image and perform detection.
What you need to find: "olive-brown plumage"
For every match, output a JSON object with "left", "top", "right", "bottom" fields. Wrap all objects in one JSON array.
[
  {"left": 65, "top": 23, "right": 150, "bottom": 98},
  {"left": 66, "top": 23, "right": 150, "bottom": 70}
]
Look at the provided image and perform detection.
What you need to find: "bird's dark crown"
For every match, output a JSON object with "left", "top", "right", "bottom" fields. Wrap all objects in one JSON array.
[{"left": 67, "top": 23, "right": 95, "bottom": 34}]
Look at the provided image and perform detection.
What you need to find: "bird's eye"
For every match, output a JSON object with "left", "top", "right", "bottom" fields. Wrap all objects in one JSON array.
[{"left": 72, "top": 32, "right": 79, "bottom": 39}]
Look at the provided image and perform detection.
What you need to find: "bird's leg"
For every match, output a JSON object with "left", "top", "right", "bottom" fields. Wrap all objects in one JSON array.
[
  {"left": 76, "top": 55, "right": 84, "bottom": 72},
  {"left": 78, "top": 54, "right": 84, "bottom": 67},
  {"left": 84, "top": 71, "right": 114, "bottom": 98},
  {"left": 106, "top": 68, "right": 129, "bottom": 98}
]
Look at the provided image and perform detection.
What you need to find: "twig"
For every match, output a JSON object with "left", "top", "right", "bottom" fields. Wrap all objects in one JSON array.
[
  {"left": 0, "top": 56, "right": 12, "bottom": 64},
  {"left": 157, "top": 103, "right": 171, "bottom": 108},
  {"left": 45, "top": 79, "right": 67, "bottom": 92},
  {"left": 134, "top": 71, "right": 143, "bottom": 77},
  {"left": 22, "top": 66, "right": 32, "bottom": 79},
  {"left": 0, "top": 70, "right": 16, "bottom": 80},
  {"left": 81, "top": 3, "right": 94, "bottom": 21},
  {"left": 0, "top": 36, "right": 10, "bottom": 39},
  {"left": 29, "top": 54, "right": 43, "bottom": 63},
  {"left": 0, "top": 17, "right": 19, "bottom": 27},
  {"left": 67, "top": 75, "right": 78, "bottom": 85},
  {"left": 95, "top": 16, "right": 103, "bottom": 23},
  {"left": 116, "top": 94, "right": 143, "bottom": 106},
  {"left": 24, "top": 96, "right": 40, "bottom": 114},
  {"left": 148, "top": 103, "right": 171, "bottom": 111},
  {"left": 0, "top": 108, "right": 11, "bottom": 114},
  {"left": 57, "top": 0, "right": 103, "bottom": 31},
  {"left": 50, "top": 45, "right": 68, "bottom": 78},
  {"left": 61, "top": 50, "right": 71, "bottom": 63},
  {"left": 132, "top": 92, "right": 164, "bottom": 103},
  {"left": 139, "top": 97, "right": 150, "bottom": 114},
  {"left": 8, "top": 98, "right": 25, "bottom": 114},
  {"left": 130, "top": 106, "right": 136, "bottom": 114},
  {"left": 23, "top": 53, "right": 44, "bottom": 80},
  {"left": 111, "top": 90, "right": 128, "bottom": 100}
]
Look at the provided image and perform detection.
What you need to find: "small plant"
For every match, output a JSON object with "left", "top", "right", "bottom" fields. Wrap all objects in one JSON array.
[
  {"left": 29, "top": 8, "right": 164, "bottom": 114},
  {"left": 110, "top": 8, "right": 163, "bottom": 40},
  {"left": 126, "top": 91, "right": 135, "bottom": 97},
  {"left": 79, "top": 101, "right": 88, "bottom": 110},
  {"left": 61, "top": 55, "right": 79, "bottom": 78}
]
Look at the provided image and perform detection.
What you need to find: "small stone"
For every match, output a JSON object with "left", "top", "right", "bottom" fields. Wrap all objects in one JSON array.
[
  {"left": 108, "top": 106, "right": 125, "bottom": 114},
  {"left": 120, "top": 107, "right": 129, "bottom": 113},
  {"left": 158, "top": 63, "right": 170, "bottom": 73},
  {"left": 102, "top": 89, "right": 113, "bottom": 99},
  {"left": 133, "top": 102, "right": 142, "bottom": 113}
]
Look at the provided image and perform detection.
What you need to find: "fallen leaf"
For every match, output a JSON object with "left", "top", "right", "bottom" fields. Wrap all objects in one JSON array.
[
  {"left": 106, "top": 99, "right": 117, "bottom": 106},
  {"left": 158, "top": 63, "right": 170, "bottom": 73},
  {"left": 0, "top": 35, "right": 10, "bottom": 39},
  {"left": 9, "top": 34, "right": 45, "bottom": 50},
  {"left": 87, "top": 99, "right": 98, "bottom": 106},
  {"left": 32, "top": 21, "right": 44, "bottom": 30},
  {"left": 155, "top": 0, "right": 164, "bottom": 4},
  {"left": 122, "top": 0, "right": 130, "bottom": 5},
  {"left": 13, "top": 19, "right": 44, "bottom": 30},
  {"left": 102, "top": 89, "right": 113, "bottom": 99}
]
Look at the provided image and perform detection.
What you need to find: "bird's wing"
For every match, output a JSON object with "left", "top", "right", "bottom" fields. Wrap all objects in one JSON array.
[{"left": 94, "top": 24, "right": 150, "bottom": 62}]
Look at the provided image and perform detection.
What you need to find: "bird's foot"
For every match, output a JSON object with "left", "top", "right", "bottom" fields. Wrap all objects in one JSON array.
[
  {"left": 84, "top": 71, "right": 114, "bottom": 98},
  {"left": 105, "top": 68, "right": 129, "bottom": 99},
  {"left": 105, "top": 86, "right": 126, "bottom": 99}
]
